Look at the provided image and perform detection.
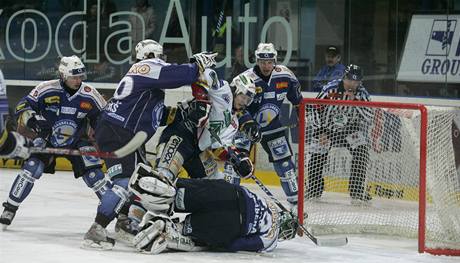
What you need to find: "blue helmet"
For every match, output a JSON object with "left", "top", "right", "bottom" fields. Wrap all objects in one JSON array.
[{"left": 344, "top": 64, "right": 363, "bottom": 81}]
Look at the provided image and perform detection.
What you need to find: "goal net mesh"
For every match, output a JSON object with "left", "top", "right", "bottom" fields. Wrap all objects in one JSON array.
[{"left": 299, "top": 99, "right": 460, "bottom": 252}]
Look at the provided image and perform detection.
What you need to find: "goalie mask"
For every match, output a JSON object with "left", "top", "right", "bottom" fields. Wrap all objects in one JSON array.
[
  {"left": 135, "top": 39, "right": 166, "bottom": 61},
  {"left": 278, "top": 211, "right": 299, "bottom": 241},
  {"left": 255, "top": 43, "right": 277, "bottom": 62},
  {"left": 58, "top": 55, "right": 86, "bottom": 80},
  {"left": 231, "top": 73, "right": 256, "bottom": 109}
]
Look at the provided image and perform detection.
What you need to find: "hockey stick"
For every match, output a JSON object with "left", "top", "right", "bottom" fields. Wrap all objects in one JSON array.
[
  {"left": 208, "top": 129, "right": 347, "bottom": 247},
  {"left": 29, "top": 131, "right": 148, "bottom": 159}
]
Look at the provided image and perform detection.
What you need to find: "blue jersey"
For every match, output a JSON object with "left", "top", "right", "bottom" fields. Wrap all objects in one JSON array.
[
  {"left": 244, "top": 65, "right": 302, "bottom": 132},
  {"left": 311, "top": 63, "right": 346, "bottom": 92},
  {"left": 227, "top": 186, "right": 280, "bottom": 252},
  {"left": 16, "top": 80, "right": 106, "bottom": 147},
  {"left": 101, "top": 58, "right": 199, "bottom": 139}
]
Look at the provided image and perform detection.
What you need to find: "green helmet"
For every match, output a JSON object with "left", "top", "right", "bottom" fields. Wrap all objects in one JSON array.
[{"left": 278, "top": 211, "right": 299, "bottom": 241}]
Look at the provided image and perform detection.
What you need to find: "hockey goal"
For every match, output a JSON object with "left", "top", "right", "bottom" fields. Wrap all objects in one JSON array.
[{"left": 297, "top": 98, "right": 460, "bottom": 256}]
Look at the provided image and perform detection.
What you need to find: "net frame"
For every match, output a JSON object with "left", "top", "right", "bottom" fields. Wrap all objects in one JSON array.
[{"left": 297, "top": 98, "right": 460, "bottom": 256}]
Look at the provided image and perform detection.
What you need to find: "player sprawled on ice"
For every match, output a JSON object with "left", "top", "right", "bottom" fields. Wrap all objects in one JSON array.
[
  {"left": 307, "top": 64, "right": 374, "bottom": 204},
  {"left": 0, "top": 56, "right": 109, "bottom": 229},
  {"left": 83, "top": 39, "right": 218, "bottom": 249},
  {"left": 223, "top": 43, "right": 303, "bottom": 208},
  {"left": 128, "top": 163, "right": 299, "bottom": 253},
  {"left": 152, "top": 68, "right": 257, "bottom": 185}
]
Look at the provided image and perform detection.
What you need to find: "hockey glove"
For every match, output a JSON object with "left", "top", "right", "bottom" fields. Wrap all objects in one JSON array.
[
  {"left": 240, "top": 120, "right": 261, "bottom": 143},
  {"left": 190, "top": 52, "right": 217, "bottom": 72},
  {"left": 27, "top": 114, "right": 52, "bottom": 138},
  {"left": 187, "top": 99, "right": 211, "bottom": 128},
  {"left": 229, "top": 150, "right": 254, "bottom": 179},
  {"left": 0, "top": 131, "right": 32, "bottom": 159}
]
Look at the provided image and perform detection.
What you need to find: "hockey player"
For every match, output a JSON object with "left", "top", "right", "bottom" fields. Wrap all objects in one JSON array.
[
  {"left": 0, "top": 69, "right": 8, "bottom": 131},
  {"left": 0, "top": 56, "right": 109, "bottom": 229},
  {"left": 232, "top": 43, "right": 303, "bottom": 207},
  {"left": 83, "top": 39, "right": 217, "bottom": 249},
  {"left": 307, "top": 64, "right": 374, "bottom": 203},
  {"left": 153, "top": 68, "right": 257, "bottom": 184},
  {"left": 129, "top": 163, "right": 299, "bottom": 253}
]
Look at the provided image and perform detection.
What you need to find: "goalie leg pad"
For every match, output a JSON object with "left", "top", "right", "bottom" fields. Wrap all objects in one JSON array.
[
  {"left": 273, "top": 160, "right": 298, "bottom": 204},
  {"left": 129, "top": 163, "right": 176, "bottom": 213},
  {"left": 7, "top": 157, "right": 44, "bottom": 205},
  {"left": 134, "top": 213, "right": 169, "bottom": 254}
]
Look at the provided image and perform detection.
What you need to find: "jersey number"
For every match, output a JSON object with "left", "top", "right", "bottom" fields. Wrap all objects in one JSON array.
[{"left": 114, "top": 76, "right": 134, "bottom": 100}]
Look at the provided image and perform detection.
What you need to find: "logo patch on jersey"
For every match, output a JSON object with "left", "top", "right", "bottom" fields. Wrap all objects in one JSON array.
[
  {"left": 274, "top": 67, "right": 282, "bottom": 72},
  {"left": 44, "top": 96, "right": 60, "bottom": 104},
  {"left": 61, "top": 106, "right": 76, "bottom": 115},
  {"left": 222, "top": 93, "right": 231, "bottom": 104},
  {"left": 84, "top": 86, "right": 92, "bottom": 92},
  {"left": 276, "top": 82, "right": 288, "bottom": 89},
  {"left": 256, "top": 103, "right": 280, "bottom": 128},
  {"left": 51, "top": 119, "right": 78, "bottom": 147},
  {"left": 264, "top": 92, "right": 275, "bottom": 99},
  {"left": 80, "top": 101, "right": 92, "bottom": 110},
  {"left": 255, "top": 86, "right": 263, "bottom": 94},
  {"left": 32, "top": 90, "right": 39, "bottom": 98},
  {"left": 129, "top": 64, "right": 151, "bottom": 74},
  {"left": 77, "top": 112, "right": 87, "bottom": 119},
  {"left": 276, "top": 93, "right": 286, "bottom": 101}
]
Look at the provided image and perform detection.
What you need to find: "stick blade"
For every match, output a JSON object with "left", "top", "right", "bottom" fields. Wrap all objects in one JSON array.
[{"left": 314, "top": 237, "right": 348, "bottom": 247}]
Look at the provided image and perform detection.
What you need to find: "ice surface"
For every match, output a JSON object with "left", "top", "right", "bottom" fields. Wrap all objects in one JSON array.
[{"left": 0, "top": 168, "right": 458, "bottom": 263}]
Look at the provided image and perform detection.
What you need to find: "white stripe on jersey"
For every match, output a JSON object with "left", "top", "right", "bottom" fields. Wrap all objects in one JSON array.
[{"left": 311, "top": 81, "right": 373, "bottom": 130}]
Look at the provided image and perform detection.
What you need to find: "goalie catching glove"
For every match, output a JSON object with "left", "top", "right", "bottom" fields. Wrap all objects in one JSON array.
[
  {"left": 128, "top": 163, "right": 176, "bottom": 214},
  {"left": 133, "top": 211, "right": 204, "bottom": 254}
]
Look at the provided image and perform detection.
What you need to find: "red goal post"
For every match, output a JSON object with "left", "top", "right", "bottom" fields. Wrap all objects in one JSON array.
[{"left": 297, "top": 98, "right": 460, "bottom": 256}]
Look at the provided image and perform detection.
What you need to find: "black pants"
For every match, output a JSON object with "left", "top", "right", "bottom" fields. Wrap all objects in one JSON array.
[{"left": 175, "top": 179, "right": 245, "bottom": 248}]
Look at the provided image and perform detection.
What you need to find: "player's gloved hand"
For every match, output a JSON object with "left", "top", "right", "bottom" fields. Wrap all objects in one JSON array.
[
  {"left": 240, "top": 120, "right": 261, "bottom": 143},
  {"left": 27, "top": 114, "right": 52, "bottom": 137},
  {"left": 187, "top": 99, "right": 211, "bottom": 128},
  {"left": 0, "top": 130, "right": 32, "bottom": 159},
  {"left": 190, "top": 52, "right": 217, "bottom": 72},
  {"left": 129, "top": 163, "right": 176, "bottom": 214},
  {"left": 229, "top": 150, "right": 254, "bottom": 179}
]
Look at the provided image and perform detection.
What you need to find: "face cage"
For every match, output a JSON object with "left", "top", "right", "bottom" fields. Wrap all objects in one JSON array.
[{"left": 278, "top": 218, "right": 299, "bottom": 241}]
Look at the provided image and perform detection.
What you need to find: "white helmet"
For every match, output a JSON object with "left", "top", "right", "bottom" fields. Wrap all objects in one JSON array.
[
  {"left": 255, "top": 43, "right": 277, "bottom": 62},
  {"left": 231, "top": 72, "right": 256, "bottom": 105},
  {"left": 58, "top": 55, "right": 86, "bottom": 80},
  {"left": 135, "top": 39, "right": 165, "bottom": 61}
]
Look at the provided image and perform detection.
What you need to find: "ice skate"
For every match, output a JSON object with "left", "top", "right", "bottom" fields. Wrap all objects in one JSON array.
[
  {"left": 0, "top": 202, "right": 18, "bottom": 230},
  {"left": 114, "top": 214, "right": 139, "bottom": 244},
  {"left": 82, "top": 222, "right": 115, "bottom": 250}
]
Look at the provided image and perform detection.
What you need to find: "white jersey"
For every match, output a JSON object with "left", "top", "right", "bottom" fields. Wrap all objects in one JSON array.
[{"left": 198, "top": 79, "right": 238, "bottom": 151}]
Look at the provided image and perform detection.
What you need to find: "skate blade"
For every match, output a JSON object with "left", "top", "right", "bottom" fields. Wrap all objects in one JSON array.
[{"left": 81, "top": 239, "right": 115, "bottom": 250}]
